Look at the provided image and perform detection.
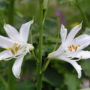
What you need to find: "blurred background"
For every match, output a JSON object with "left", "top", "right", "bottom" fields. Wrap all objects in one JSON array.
[{"left": 0, "top": 0, "right": 90, "bottom": 90}]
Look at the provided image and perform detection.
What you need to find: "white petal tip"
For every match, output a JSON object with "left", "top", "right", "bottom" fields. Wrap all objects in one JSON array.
[
  {"left": 78, "top": 72, "right": 82, "bottom": 78},
  {"left": 4, "top": 24, "right": 10, "bottom": 27},
  {"left": 78, "top": 76, "right": 81, "bottom": 79},
  {"left": 29, "top": 44, "right": 34, "bottom": 51},
  {"left": 80, "top": 22, "right": 82, "bottom": 26},
  {"left": 77, "top": 66, "right": 82, "bottom": 79},
  {"left": 13, "top": 71, "right": 21, "bottom": 79},
  {"left": 47, "top": 55, "right": 50, "bottom": 59},
  {"left": 12, "top": 57, "right": 24, "bottom": 79},
  {"left": 78, "top": 22, "right": 82, "bottom": 28},
  {"left": 15, "top": 75, "right": 20, "bottom": 79},
  {"left": 29, "top": 20, "right": 34, "bottom": 25},
  {"left": 12, "top": 68, "right": 21, "bottom": 79},
  {"left": 47, "top": 53, "right": 52, "bottom": 59},
  {"left": 4, "top": 24, "right": 8, "bottom": 29},
  {"left": 61, "top": 24, "right": 65, "bottom": 28},
  {"left": 31, "top": 46, "right": 34, "bottom": 50}
]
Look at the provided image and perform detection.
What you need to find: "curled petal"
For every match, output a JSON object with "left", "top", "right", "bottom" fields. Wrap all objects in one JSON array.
[
  {"left": 48, "top": 50, "right": 62, "bottom": 59},
  {"left": 63, "top": 58, "right": 82, "bottom": 78},
  {"left": 57, "top": 56, "right": 82, "bottom": 78},
  {"left": 12, "top": 56, "right": 24, "bottom": 79},
  {"left": 76, "top": 51, "right": 90, "bottom": 59},
  {"left": 0, "top": 35, "right": 14, "bottom": 48},
  {"left": 66, "top": 23, "right": 82, "bottom": 42},
  {"left": 73, "top": 34, "right": 90, "bottom": 50},
  {"left": 0, "top": 50, "right": 12, "bottom": 60},
  {"left": 4, "top": 24, "right": 20, "bottom": 41},
  {"left": 20, "top": 20, "right": 34, "bottom": 42},
  {"left": 60, "top": 24, "right": 67, "bottom": 43}
]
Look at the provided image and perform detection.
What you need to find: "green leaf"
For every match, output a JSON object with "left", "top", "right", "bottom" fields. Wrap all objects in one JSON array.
[
  {"left": 84, "top": 28, "right": 90, "bottom": 34},
  {"left": 81, "top": 60, "right": 90, "bottom": 77},
  {"left": 43, "top": 67, "right": 63, "bottom": 87},
  {"left": 80, "top": 88, "right": 90, "bottom": 90},
  {"left": 64, "top": 72, "right": 80, "bottom": 90},
  {"left": 16, "top": 80, "right": 35, "bottom": 90}
]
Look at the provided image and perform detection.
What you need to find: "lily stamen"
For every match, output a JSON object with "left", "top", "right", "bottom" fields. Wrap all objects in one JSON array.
[
  {"left": 68, "top": 44, "right": 80, "bottom": 52},
  {"left": 68, "top": 46, "right": 72, "bottom": 52},
  {"left": 9, "top": 43, "right": 20, "bottom": 55},
  {"left": 74, "top": 46, "right": 78, "bottom": 51},
  {"left": 3, "top": 43, "right": 20, "bottom": 55}
]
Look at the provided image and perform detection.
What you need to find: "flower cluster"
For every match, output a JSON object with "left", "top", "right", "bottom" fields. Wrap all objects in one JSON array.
[
  {"left": 0, "top": 20, "right": 90, "bottom": 79},
  {"left": 0, "top": 20, "right": 34, "bottom": 78},
  {"left": 48, "top": 23, "right": 90, "bottom": 78}
]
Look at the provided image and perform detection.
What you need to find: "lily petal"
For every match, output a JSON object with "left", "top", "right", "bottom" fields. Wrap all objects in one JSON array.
[
  {"left": 0, "top": 35, "right": 14, "bottom": 48},
  {"left": 67, "top": 60, "right": 82, "bottom": 78},
  {"left": 63, "top": 58, "right": 82, "bottom": 78},
  {"left": 4, "top": 24, "right": 20, "bottom": 41},
  {"left": 50, "top": 55, "right": 82, "bottom": 78},
  {"left": 48, "top": 51, "right": 59, "bottom": 59},
  {"left": 73, "top": 34, "right": 90, "bottom": 50},
  {"left": 66, "top": 23, "right": 82, "bottom": 42},
  {"left": 20, "top": 20, "right": 34, "bottom": 42},
  {"left": 60, "top": 24, "right": 67, "bottom": 43},
  {"left": 0, "top": 50, "right": 12, "bottom": 60},
  {"left": 76, "top": 50, "right": 90, "bottom": 59},
  {"left": 48, "top": 49, "right": 64, "bottom": 59},
  {"left": 12, "top": 56, "right": 24, "bottom": 79}
]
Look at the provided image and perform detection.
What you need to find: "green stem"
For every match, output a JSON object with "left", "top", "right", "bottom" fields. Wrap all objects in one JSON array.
[
  {"left": 8, "top": 0, "right": 15, "bottom": 25},
  {"left": 37, "top": 9, "right": 43, "bottom": 90},
  {"left": 29, "top": 29, "right": 38, "bottom": 61},
  {"left": 36, "top": 0, "right": 48, "bottom": 90},
  {"left": 8, "top": 61, "right": 15, "bottom": 90},
  {"left": 42, "top": 59, "right": 51, "bottom": 73},
  {"left": 7, "top": 0, "right": 15, "bottom": 90},
  {"left": 53, "top": 17, "right": 61, "bottom": 51},
  {"left": 75, "top": 0, "right": 89, "bottom": 27},
  {"left": 0, "top": 75, "right": 8, "bottom": 90},
  {"left": 42, "top": 15, "right": 61, "bottom": 73},
  {"left": 42, "top": 16, "right": 60, "bottom": 73}
]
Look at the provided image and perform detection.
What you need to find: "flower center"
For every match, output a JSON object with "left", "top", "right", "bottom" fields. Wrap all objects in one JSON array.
[
  {"left": 4, "top": 43, "right": 20, "bottom": 55},
  {"left": 68, "top": 44, "right": 80, "bottom": 52}
]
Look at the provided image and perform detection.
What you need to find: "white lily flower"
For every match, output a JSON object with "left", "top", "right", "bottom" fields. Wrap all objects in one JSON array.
[
  {"left": 0, "top": 20, "right": 34, "bottom": 78},
  {"left": 48, "top": 23, "right": 90, "bottom": 78}
]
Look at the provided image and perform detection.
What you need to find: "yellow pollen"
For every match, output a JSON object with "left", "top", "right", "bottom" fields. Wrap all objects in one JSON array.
[
  {"left": 78, "top": 44, "right": 80, "bottom": 47},
  {"left": 74, "top": 46, "right": 78, "bottom": 51},
  {"left": 68, "top": 44, "right": 80, "bottom": 52},
  {"left": 4, "top": 43, "right": 20, "bottom": 55},
  {"left": 68, "top": 46, "right": 72, "bottom": 52},
  {"left": 72, "top": 45, "right": 76, "bottom": 49}
]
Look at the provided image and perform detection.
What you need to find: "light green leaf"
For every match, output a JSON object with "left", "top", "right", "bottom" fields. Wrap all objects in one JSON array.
[
  {"left": 80, "top": 88, "right": 90, "bottom": 90},
  {"left": 81, "top": 60, "right": 90, "bottom": 77},
  {"left": 64, "top": 72, "right": 80, "bottom": 90}
]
